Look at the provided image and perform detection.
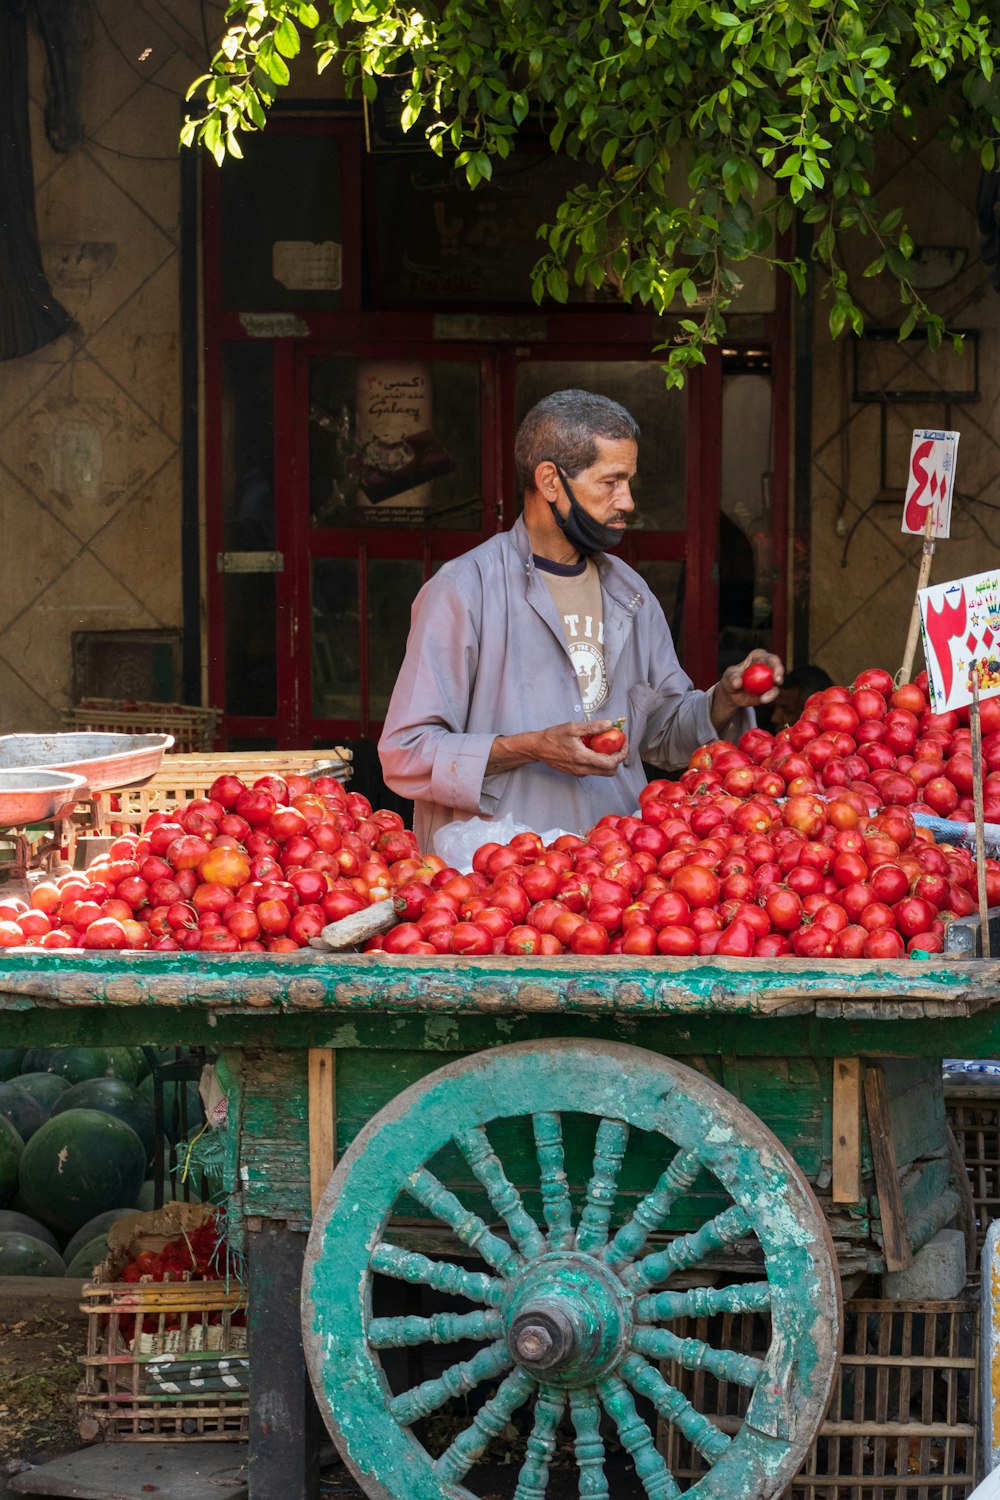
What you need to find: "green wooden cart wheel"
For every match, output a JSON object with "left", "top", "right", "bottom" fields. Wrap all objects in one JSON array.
[{"left": 302, "top": 1039, "right": 841, "bottom": 1500}]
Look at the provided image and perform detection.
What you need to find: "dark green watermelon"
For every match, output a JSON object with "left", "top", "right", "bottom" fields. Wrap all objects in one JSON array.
[
  {"left": 18, "top": 1110, "right": 147, "bottom": 1234},
  {"left": 65, "top": 1236, "right": 111, "bottom": 1279},
  {"left": 15, "top": 1072, "right": 71, "bottom": 1117},
  {"left": 63, "top": 1207, "right": 140, "bottom": 1268},
  {"left": 0, "top": 1209, "right": 58, "bottom": 1251},
  {"left": 132, "top": 1181, "right": 197, "bottom": 1213},
  {"left": 0, "top": 1232, "right": 66, "bottom": 1276},
  {"left": 51, "top": 1079, "right": 155, "bottom": 1165},
  {"left": 0, "top": 1116, "right": 23, "bottom": 1205},
  {"left": 0, "top": 1083, "right": 46, "bottom": 1143},
  {"left": 21, "top": 1048, "right": 139, "bottom": 1087},
  {"left": 0, "top": 1049, "right": 24, "bottom": 1081}
]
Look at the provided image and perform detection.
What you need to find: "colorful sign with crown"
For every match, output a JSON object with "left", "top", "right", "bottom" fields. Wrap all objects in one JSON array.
[
  {"left": 901, "top": 429, "right": 959, "bottom": 539},
  {"left": 919, "top": 568, "right": 1000, "bottom": 712}
]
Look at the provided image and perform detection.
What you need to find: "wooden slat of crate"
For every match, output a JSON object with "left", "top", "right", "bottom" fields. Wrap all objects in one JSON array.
[
  {"left": 656, "top": 1296, "right": 978, "bottom": 1498},
  {"left": 81, "top": 750, "right": 353, "bottom": 839},
  {"left": 946, "top": 1087, "right": 1000, "bottom": 1248}
]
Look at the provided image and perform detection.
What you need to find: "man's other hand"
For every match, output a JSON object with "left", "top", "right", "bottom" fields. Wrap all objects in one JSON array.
[{"left": 710, "top": 650, "right": 785, "bottom": 732}]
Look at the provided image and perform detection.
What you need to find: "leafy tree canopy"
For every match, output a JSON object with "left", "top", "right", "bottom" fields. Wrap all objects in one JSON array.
[{"left": 183, "top": 0, "right": 1000, "bottom": 383}]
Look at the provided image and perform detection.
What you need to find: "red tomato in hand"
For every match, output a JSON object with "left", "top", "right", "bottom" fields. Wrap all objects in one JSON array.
[
  {"left": 742, "top": 662, "right": 775, "bottom": 696},
  {"left": 584, "top": 719, "right": 627, "bottom": 755}
]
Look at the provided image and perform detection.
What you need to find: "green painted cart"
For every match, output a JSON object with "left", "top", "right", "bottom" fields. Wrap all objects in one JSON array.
[{"left": 1, "top": 949, "right": 997, "bottom": 1500}]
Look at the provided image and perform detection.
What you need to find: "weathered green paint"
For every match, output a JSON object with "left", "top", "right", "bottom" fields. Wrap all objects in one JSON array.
[{"left": 302, "top": 1041, "right": 840, "bottom": 1500}]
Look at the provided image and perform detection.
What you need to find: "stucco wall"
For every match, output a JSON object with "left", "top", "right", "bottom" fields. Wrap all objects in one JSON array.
[{"left": 808, "top": 123, "right": 1000, "bottom": 688}]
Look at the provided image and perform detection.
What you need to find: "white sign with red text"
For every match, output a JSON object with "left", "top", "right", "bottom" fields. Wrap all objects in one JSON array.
[
  {"left": 902, "top": 429, "right": 959, "bottom": 538},
  {"left": 918, "top": 568, "right": 1000, "bottom": 712}
]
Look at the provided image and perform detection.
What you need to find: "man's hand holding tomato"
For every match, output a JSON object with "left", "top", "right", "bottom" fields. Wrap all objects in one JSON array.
[
  {"left": 486, "top": 718, "right": 629, "bottom": 779},
  {"left": 709, "top": 649, "right": 785, "bottom": 732}
]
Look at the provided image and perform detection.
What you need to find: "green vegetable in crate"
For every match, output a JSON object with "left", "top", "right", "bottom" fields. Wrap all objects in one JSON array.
[
  {"left": 0, "top": 1210, "right": 59, "bottom": 1252},
  {"left": 0, "top": 1232, "right": 65, "bottom": 1277},
  {"left": 65, "top": 1235, "right": 112, "bottom": 1279},
  {"left": 14, "top": 1072, "right": 70, "bottom": 1116},
  {"left": 0, "top": 1082, "right": 45, "bottom": 1143},
  {"left": 63, "top": 1207, "right": 141, "bottom": 1268},
  {"left": 17, "top": 1109, "right": 147, "bottom": 1234},
  {"left": 0, "top": 1116, "right": 23, "bottom": 1205},
  {"left": 0, "top": 1050, "right": 24, "bottom": 1081},
  {"left": 51, "top": 1078, "right": 155, "bottom": 1166},
  {"left": 22, "top": 1047, "right": 139, "bottom": 1087}
]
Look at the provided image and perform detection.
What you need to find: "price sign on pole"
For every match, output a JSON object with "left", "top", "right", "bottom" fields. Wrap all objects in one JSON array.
[
  {"left": 901, "top": 429, "right": 959, "bottom": 538},
  {"left": 918, "top": 568, "right": 1000, "bottom": 713}
]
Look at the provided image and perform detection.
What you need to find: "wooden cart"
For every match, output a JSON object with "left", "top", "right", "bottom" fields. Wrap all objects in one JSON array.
[{"left": 1, "top": 949, "right": 997, "bottom": 1500}]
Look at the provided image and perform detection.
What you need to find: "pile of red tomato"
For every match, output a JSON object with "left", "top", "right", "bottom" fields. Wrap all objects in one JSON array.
[
  {"left": 1, "top": 771, "right": 421, "bottom": 952},
  {"left": 686, "top": 665, "right": 1000, "bottom": 821},
  {"left": 2, "top": 665, "right": 995, "bottom": 961},
  {"left": 119, "top": 1214, "right": 236, "bottom": 1285}
]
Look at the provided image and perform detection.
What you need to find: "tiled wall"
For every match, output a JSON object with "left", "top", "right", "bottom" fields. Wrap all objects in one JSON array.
[
  {"left": 0, "top": 0, "right": 202, "bottom": 730},
  {"left": 808, "top": 123, "right": 1000, "bottom": 686}
]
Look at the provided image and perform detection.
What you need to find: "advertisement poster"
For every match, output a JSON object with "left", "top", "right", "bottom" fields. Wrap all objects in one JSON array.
[
  {"left": 354, "top": 361, "right": 454, "bottom": 522},
  {"left": 918, "top": 567, "right": 1000, "bottom": 711},
  {"left": 901, "top": 429, "right": 959, "bottom": 538}
]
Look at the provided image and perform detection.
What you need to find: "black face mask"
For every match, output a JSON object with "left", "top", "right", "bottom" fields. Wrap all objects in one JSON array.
[{"left": 549, "top": 463, "right": 626, "bottom": 556}]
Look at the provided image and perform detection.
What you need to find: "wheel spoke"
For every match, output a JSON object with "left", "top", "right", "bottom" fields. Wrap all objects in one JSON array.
[
  {"left": 388, "top": 1339, "right": 512, "bottom": 1426},
  {"left": 370, "top": 1242, "right": 504, "bottom": 1306},
  {"left": 636, "top": 1280, "right": 771, "bottom": 1323},
  {"left": 454, "top": 1125, "right": 547, "bottom": 1261},
  {"left": 620, "top": 1352, "right": 731, "bottom": 1463},
  {"left": 533, "top": 1112, "right": 575, "bottom": 1250},
  {"left": 631, "top": 1325, "right": 763, "bottom": 1388},
  {"left": 369, "top": 1307, "right": 502, "bottom": 1349},
  {"left": 570, "top": 1388, "right": 610, "bottom": 1498},
  {"left": 603, "top": 1149, "right": 701, "bottom": 1270},
  {"left": 434, "top": 1367, "right": 536, "bottom": 1483},
  {"left": 598, "top": 1372, "right": 681, "bottom": 1500},
  {"left": 513, "top": 1385, "right": 566, "bottom": 1500},
  {"left": 407, "top": 1166, "right": 522, "bottom": 1276},
  {"left": 622, "top": 1203, "right": 751, "bottom": 1292},
  {"left": 576, "top": 1117, "right": 629, "bottom": 1253}
]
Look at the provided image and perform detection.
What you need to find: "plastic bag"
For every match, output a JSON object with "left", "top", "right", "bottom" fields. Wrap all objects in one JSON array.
[{"left": 433, "top": 814, "right": 573, "bottom": 873}]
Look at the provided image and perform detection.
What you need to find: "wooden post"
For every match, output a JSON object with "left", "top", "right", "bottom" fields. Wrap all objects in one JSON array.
[
  {"left": 863, "top": 1063, "right": 913, "bottom": 1273},
  {"left": 898, "top": 513, "right": 935, "bottom": 685},
  {"left": 970, "top": 670, "right": 992, "bottom": 958},
  {"left": 831, "top": 1058, "right": 863, "bottom": 1204},
  {"left": 308, "top": 1047, "right": 337, "bottom": 1215}
]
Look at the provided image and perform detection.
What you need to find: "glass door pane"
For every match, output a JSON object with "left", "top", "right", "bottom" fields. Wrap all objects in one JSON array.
[{"left": 309, "top": 357, "right": 483, "bottom": 530}]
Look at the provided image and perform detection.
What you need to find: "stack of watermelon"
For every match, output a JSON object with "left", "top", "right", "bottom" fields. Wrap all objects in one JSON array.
[{"left": 0, "top": 1046, "right": 205, "bottom": 1277}]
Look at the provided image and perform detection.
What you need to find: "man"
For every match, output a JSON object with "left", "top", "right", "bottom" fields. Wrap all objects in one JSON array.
[
  {"left": 767, "top": 665, "right": 833, "bottom": 731},
  {"left": 379, "top": 389, "right": 783, "bottom": 851}
]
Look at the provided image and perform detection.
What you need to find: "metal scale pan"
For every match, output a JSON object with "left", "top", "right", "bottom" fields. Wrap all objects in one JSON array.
[{"left": 0, "top": 732, "right": 173, "bottom": 793}]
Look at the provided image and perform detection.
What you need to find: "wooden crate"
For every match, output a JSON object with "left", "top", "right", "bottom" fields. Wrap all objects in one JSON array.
[
  {"left": 658, "top": 1295, "right": 979, "bottom": 1498},
  {"left": 78, "top": 1276, "right": 249, "bottom": 1442},
  {"left": 946, "top": 1083, "right": 1000, "bottom": 1249},
  {"left": 62, "top": 700, "right": 223, "bottom": 754}
]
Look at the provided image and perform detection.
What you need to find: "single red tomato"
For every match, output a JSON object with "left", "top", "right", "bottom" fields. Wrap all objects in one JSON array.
[{"left": 741, "top": 662, "right": 775, "bottom": 696}]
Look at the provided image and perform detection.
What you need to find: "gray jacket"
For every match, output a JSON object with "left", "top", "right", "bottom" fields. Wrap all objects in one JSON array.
[{"left": 378, "top": 517, "right": 747, "bottom": 850}]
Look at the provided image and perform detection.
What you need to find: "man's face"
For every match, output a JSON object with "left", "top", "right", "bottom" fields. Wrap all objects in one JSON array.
[{"left": 558, "top": 437, "right": 637, "bottom": 533}]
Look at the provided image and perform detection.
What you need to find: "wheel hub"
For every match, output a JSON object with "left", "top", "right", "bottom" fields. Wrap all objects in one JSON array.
[{"left": 503, "top": 1252, "right": 630, "bottom": 1386}]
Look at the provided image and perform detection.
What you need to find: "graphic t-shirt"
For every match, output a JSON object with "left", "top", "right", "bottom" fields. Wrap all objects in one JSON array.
[{"left": 535, "top": 555, "right": 608, "bottom": 716}]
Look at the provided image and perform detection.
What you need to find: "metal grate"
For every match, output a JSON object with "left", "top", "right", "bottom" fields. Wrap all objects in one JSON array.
[
  {"left": 658, "top": 1296, "right": 979, "bottom": 1498},
  {"left": 947, "top": 1088, "right": 1000, "bottom": 1248}
]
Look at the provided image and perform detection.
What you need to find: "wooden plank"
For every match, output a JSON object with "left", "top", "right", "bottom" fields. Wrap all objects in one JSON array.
[
  {"left": 863, "top": 1064, "right": 914, "bottom": 1272},
  {"left": 832, "top": 1057, "right": 863, "bottom": 1204},
  {"left": 308, "top": 1047, "right": 337, "bottom": 1215}
]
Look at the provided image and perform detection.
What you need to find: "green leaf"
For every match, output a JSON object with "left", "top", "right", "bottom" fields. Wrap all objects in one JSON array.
[{"left": 274, "top": 17, "right": 301, "bottom": 57}]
